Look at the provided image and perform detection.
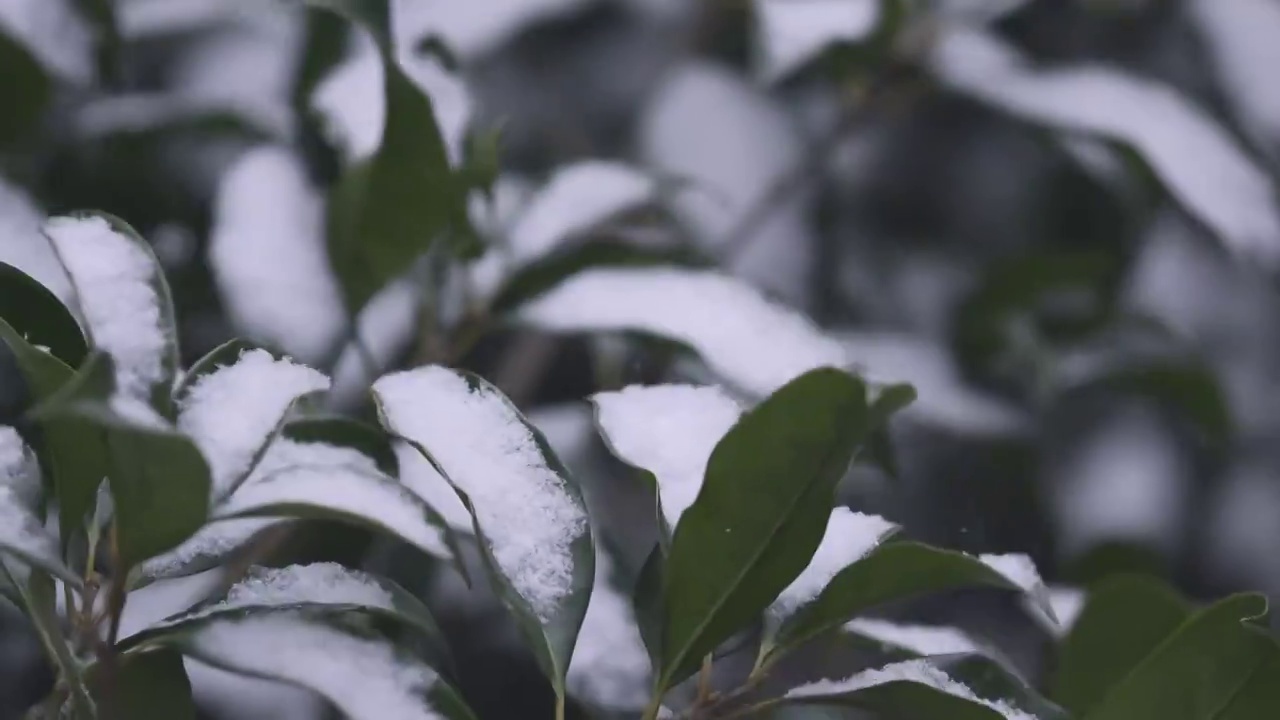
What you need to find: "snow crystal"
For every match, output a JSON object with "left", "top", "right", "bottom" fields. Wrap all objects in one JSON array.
[
  {"left": 978, "top": 553, "right": 1043, "bottom": 594},
  {"left": 508, "top": 161, "right": 658, "bottom": 262},
  {"left": 216, "top": 440, "right": 451, "bottom": 560},
  {"left": 178, "top": 348, "right": 329, "bottom": 499},
  {"left": 210, "top": 147, "right": 346, "bottom": 366},
  {"left": 140, "top": 517, "right": 278, "bottom": 580},
  {"left": 192, "top": 614, "right": 443, "bottom": 720},
  {"left": 771, "top": 509, "right": 897, "bottom": 618},
  {"left": 592, "top": 384, "right": 741, "bottom": 527},
  {"left": 844, "top": 618, "right": 981, "bottom": 656},
  {"left": 519, "top": 268, "right": 847, "bottom": 397},
  {"left": 787, "top": 659, "right": 1034, "bottom": 720},
  {"left": 930, "top": 26, "right": 1280, "bottom": 267},
  {"left": 373, "top": 367, "right": 588, "bottom": 621},
  {"left": 43, "top": 216, "right": 167, "bottom": 398},
  {"left": 0, "top": 426, "right": 40, "bottom": 511},
  {"left": 753, "top": 0, "right": 880, "bottom": 81},
  {"left": 567, "top": 553, "right": 651, "bottom": 710}
]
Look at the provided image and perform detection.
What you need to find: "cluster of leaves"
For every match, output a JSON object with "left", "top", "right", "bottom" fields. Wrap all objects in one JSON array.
[{"left": 2, "top": 0, "right": 1280, "bottom": 719}]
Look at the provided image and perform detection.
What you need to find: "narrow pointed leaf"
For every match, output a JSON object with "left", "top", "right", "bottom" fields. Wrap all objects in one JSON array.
[
  {"left": 763, "top": 542, "right": 1056, "bottom": 669},
  {"left": 656, "top": 368, "right": 870, "bottom": 691},
  {"left": 373, "top": 366, "right": 594, "bottom": 701}
]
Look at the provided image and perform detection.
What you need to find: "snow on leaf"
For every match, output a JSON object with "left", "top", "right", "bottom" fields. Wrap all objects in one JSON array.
[
  {"left": 591, "top": 384, "right": 742, "bottom": 527},
  {"left": 186, "top": 613, "right": 445, "bottom": 720},
  {"left": 310, "top": 29, "right": 471, "bottom": 166},
  {"left": 517, "top": 267, "right": 847, "bottom": 396},
  {"left": 43, "top": 215, "right": 168, "bottom": 398},
  {"left": 770, "top": 508, "right": 898, "bottom": 620},
  {"left": 567, "top": 552, "right": 650, "bottom": 710},
  {"left": 214, "top": 439, "right": 452, "bottom": 560},
  {"left": 329, "top": 277, "right": 422, "bottom": 409},
  {"left": 1191, "top": 0, "right": 1280, "bottom": 162},
  {"left": 1025, "top": 585, "right": 1086, "bottom": 639},
  {"left": 638, "top": 61, "right": 813, "bottom": 304},
  {"left": 786, "top": 658, "right": 1036, "bottom": 720},
  {"left": 978, "top": 552, "right": 1056, "bottom": 625},
  {"left": 929, "top": 26, "right": 1280, "bottom": 266},
  {"left": 139, "top": 518, "right": 279, "bottom": 580},
  {"left": 844, "top": 618, "right": 982, "bottom": 657},
  {"left": 394, "top": 443, "right": 471, "bottom": 532},
  {"left": 178, "top": 348, "right": 329, "bottom": 500},
  {"left": 160, "top": 563, "right": 395, "bottom": 627},
  {"left": 0, "top": 425, "right": 41, "bottom": 512},
  {"left": 752, "top": 0, "right": 880, "bottom": 81},
  {"left": 209, "top": 146, "right": 346, "bottom": 366},
  {"left": 0, "top": 0, "right": 93, "bottom": 82},
  {"left": 507, "top": 161, "right": 659, "bottom": 263},
  {"left": 0, "top": 428, "right": 77, "bottom": 586},
  {"left": 0, "top": 177, "right": 71, "bottom": 302},
  {"left": 373, "top": 366, "right": 588, "bottom": 621}
]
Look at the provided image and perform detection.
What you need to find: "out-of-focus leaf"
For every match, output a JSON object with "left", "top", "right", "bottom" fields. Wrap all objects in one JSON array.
[
  {"left": 752, "top": 0, "right": 910, "bottom": 82},
  {"left": 1084, "top": 593, "right": 1277, "bottom": 720},
  {"left": 1052, "top": 575, "right": 1191, "bottom": 716},
  {"left": 0, "top": 30, "right": 51, "bottom": 148},
  {"left": 655, "top": 368, "right": 869, "bottom": 691},
  {"left": 102, "top": 649, "right": 196, "bottom": 720},
  {"left": 0, "top": 261, "right": 87, "bottom": 368},
  {"left": 6, "top": 565, "right": 95, "bottom": 716}
]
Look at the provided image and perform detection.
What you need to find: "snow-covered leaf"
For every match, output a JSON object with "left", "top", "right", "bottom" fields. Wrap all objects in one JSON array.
[
  {"left": 1191, "top": 0, "right": 1280, "bottom": 163},
  {"left": 639, "top": 61, "right": 813, "bottom": 303},
  {"left": 123, "top": 609, "right": 477, "bottom": 720},
  {"left": 515, "top": 267, "right": 847, "bottom": 397},
  {"left": 372, "top": 365, "right": 594, "bottom": 701},
  {"left": 759, "top": 542, "right": 1056, "bottom": 671},
  {"left": 768, "top": 508, "right": 900, "bottom": 622},
  {"left": 0, "top": 179, "right": 71, "bottom": 303},
  {"left": 752, "top": 0, "right": 884, "bottom": 81},
  {"left": 212, "top": 439, "right": 458, "bottom": 563},
  {"left": 591, "top": 384, "right": 742, "bottom": 532},
  {"left": 131, "top": 562, "right": 453, "bottom": 673},
  {"left": 210, "top": 146, "right": 347, "bottom": 366},
  {"left": 43, "top": 212, "right": 180, "bottom": 407},
  {"left": 0, "top": 429, "right": 80, "bottom": 587},
  {"left": 0, "top": 0, "right": 93, "bottom": 83},
  {"left": 176, "top": 344, "right": 329, "bottom": 502},
  {"left": 843, "top": 618, "right": 983, "bottom": 658},
  {"left": 928, "top": 26, "right": 1280, "bottom": 266},
  {"left": 784, "top": 654, "right": 1067, "bottom": 720},
  {"left": 390, "top": 0, "right": 591, "bottom": 61}
]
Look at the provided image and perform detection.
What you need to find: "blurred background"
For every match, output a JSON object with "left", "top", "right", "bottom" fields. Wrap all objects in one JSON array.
[{"left": 2, "top": 0, "right": 1280, "bottom": 718}]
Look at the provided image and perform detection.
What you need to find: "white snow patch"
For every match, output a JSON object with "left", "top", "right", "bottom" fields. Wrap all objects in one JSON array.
[
  {"left": 109, "top": 394, "right": 170, "bottom": 430},
  {"left": 373, "top": 367, "right": 587, "bottom": 620},
  {"left": 639, "top": 61, "right": 813, "bottom": 304},
  {"left": 0, "top": 177, "right": 71, "bottom": 302},
  {"left": 1191, "top": 0, "right": 1280, "bottom": 162},
  {"left": 216, "top": 440, "right": 451, "bottom": 560},
  {"left": 0, "top": 486, "right": 56, "bottom": 567},
  {"left": 592, "top": 384, "right": 741, "bottom": 527},
  {"left": 329, "top": 277, "right": 422, "bottom": 409},
  {"left": 0, "top": 426, "right": 40, "bottom": 512},
  {"left": 787, "top": 659, "right": 1034, "bottom": 720},
  {"left": 172, "top": 563, "right": 394, "bottom": 624},
  {"left": 210, "top": 147, "right": 347, "bottom": 366},
  {"left": 394, "top": 443, "right": 471, "bottom": 532},
  {"left": 391, "top": 0, "right": 589, "bottom": 60},
  {"left": 519, "top": 267, "right": 847, "bottom": 396},
  {"left": 844, "top": 618, "right": 981, "bottom": 656},
  {"left": 1025, "top": 585, "right": 1085, "bottom": 639},
  {"left": 179, "top": 349, "right": 329, "bottom": 500},
  {"left": 310, "top": 31, "right": 471, "bottom": 166},
  {"left": 508, "top": 161, "right": 659, "bottom": 263},
  {"left": 929, "top": 26, "right": 1280, "bottom": 267},
  {"left": 0, "top": 0, "right": 93, "bottom": 83},
  {"left": 771, "top": 508, "right": 897, "bottom": 619},
  {"left": 753, "top": 0, "right": 880, "bottom": 81},
  {"left": 140, "top": 517, "right": 279, "bottom": 580},
  {"left": 191, "top": 614, "right": 443, "bottom": 720},
  {"left": 567, "top": 552, "right": 651, "bottom": 710},
  {"left": 43, "top": 215, "right": 168, "bottom": 398}
]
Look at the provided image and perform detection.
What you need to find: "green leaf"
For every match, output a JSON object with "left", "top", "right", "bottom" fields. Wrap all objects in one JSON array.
[
  {"left": 102, "top": 649, "right": 196, "bottom": 720},
  {"left": 761, "top": 541, "right": 1055, "bottom": 671},
  {"left": 0, "top": 29, "right": 51, "bottom": 149},
  {"left": 781, "top": 653, "right": 1063, "bottom": 720},
  {"left": 1085, "top": 593, "right": 1278, "bottom": 720},
  {"left": 307, "top": 0, "right": 477, "bottom": 313},
  {"left": 34, "top": 354, "right": 211, "bottom": 569},
  {"left": 1052, "top": 575, "right": 1191, "bottom": 716},
  {"left": 123, "top": 607, "right": 477, "bottom": 720},
  {"left": 863, "top": 383, "right": 917, "bottom": 478},
  {"left": 632, "top": 544, "right": 665, "bottom": 668},
  {"left": 372, "top": 366, "right": 595, "bottom": 705},
  {"left": 490, "top": 241, "right": 710, "bottom": 315},
  {"left": 656, "top": 368, "right": 870, "bottom": 691},
  {"left": 0, "top": 262, "right": 109, "bottom": 540}
]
